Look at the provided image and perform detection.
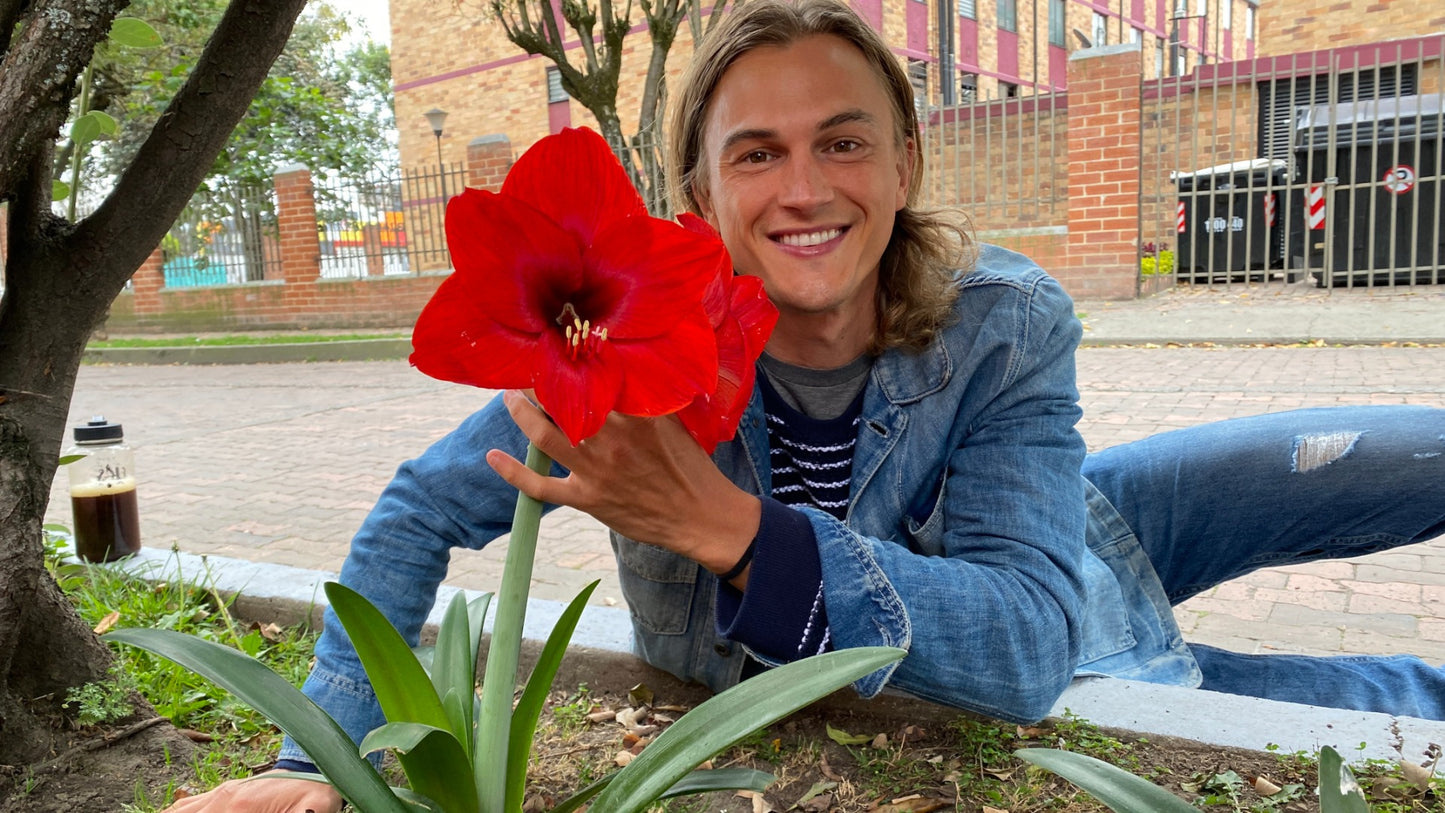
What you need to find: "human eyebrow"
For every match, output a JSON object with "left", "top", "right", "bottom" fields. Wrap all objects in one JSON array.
[
  {"left": 718, "top": 128, "right": 777, "bottom": 156},
  {"left": 817, "top": 109, "right": 877, "bottom": 132}
]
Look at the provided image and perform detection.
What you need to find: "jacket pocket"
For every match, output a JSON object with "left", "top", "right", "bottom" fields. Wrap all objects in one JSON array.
[
  {"left": 903, "top": 477, "right": 947, "bottom": 557},
  {"left": 612, "top": 534, "right": 697, "bottom": 636}
]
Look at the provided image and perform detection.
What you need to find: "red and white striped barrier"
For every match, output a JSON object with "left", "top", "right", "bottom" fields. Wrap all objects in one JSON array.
[
  {"left": 1306, "top": 185, "right": 1326, "bottom": 230},
  {"left": 1176, "top": 201, "right": 1186, "bottom": 233},
  {"left": 1264, "top": 192, "right": 1276, "bottom": 227}
]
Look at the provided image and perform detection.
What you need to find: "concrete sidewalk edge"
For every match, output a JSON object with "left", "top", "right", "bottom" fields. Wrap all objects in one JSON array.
[{"left": 99, "top": 547, "right": 1445, "bottom": 765}]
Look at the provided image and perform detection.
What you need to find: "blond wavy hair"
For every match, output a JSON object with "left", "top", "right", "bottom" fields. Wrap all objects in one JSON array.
[{"left": 668, "top": 0, "right": 973, "bottom": 353}]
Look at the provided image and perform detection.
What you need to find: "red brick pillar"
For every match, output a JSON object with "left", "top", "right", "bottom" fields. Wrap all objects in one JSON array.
[
  {"left": 130, "top": 247, "right": 165, "bottom": 315},
  {"left": 274, "top": 166, "right": 321, "bottom": 285},
  {"left": 1064, "top": 44, "right": 1144, "bottom": 300},
  {"left": 467, "top": 135, "right": 514, "bottom": 192}
]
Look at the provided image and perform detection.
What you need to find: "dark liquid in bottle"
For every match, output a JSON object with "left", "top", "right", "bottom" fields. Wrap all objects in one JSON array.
[{"left": 70, "top": 485, "right": 142, "bottom": 562}]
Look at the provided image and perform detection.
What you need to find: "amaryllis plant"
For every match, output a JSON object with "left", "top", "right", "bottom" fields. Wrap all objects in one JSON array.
[{"left": 111, "top": 128, "right": 899, "bottom": 813}]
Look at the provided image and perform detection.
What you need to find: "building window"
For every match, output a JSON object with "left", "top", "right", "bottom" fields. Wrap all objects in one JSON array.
[
  {"left": 1245, "top": 3, "right": 1255, "bottom": 38},
  {"left": 1155, "top": 38, "right": 1165, "bottom": 74},
  {"left": 908, "top": 59, "right": 928, "bottom": 112},
  {"left": 1092, "top": 11, "right": 1109, "bottom": 46},
  {"left": 1000, "top": 81, "right": 1020, "bottom": 97},
  {"left": 960, "top": 73, "right": 979, "bottom": 102},
  {"left": 1048, "top": 0, "right": 1066, "bottom": 46},
  {"left": 546, "top": 66, "right": 567, "bottom": 104},
  {"left": 1194, "top": 0, "right": 1205, "bottom": 16},
  {"left": 1220, "top": 0, "right": 1231, "bottom": 28},
  {"left": 1129, "top": 25, "right": 1142, "bottom": 44},
  {"left": 959, "top": 0, "right": 976, "bottom": 18},
  {"left": 998, "top": 0, "right": 1017, "bottom": 31}
]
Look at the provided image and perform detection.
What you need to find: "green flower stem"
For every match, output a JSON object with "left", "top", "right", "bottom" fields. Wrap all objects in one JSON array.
[{"left": 477, "top": 442, "right": 552, "bottom": 813}]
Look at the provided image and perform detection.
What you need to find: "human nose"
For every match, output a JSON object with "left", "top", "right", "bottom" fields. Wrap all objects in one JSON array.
[{"left": 776, "top": 154, "right": 833, "bottom": 211}]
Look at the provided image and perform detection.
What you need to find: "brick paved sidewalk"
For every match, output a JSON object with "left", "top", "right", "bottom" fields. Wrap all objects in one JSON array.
[{"left": 49, "top": 345, "right": 1445, "bottom": 664}]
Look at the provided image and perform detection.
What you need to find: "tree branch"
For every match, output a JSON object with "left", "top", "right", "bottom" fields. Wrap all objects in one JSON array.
[{"left": 0, "top": 0, "right": 126, "bottom": 200}]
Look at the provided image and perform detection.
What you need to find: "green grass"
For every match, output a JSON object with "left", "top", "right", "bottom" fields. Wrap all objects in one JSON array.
[
  {"left": 46, "top": 526, "right": 318, "bottom": 810},
  {"left": 87, "top": 332, "right": 407, "bottom": 349}
]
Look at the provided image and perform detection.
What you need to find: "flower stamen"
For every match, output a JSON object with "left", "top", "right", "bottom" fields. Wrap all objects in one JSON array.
[{"left": 556, "top": 302, "right": 608, "bottom": 360}]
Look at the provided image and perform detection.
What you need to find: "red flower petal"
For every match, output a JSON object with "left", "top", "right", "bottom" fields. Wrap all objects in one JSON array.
[
  {"left": 411, "top": 274, "right": 542, "bottom": 390},
  {"left": 677, "top": 213, "right": 733, "bottom": 327},
  {"left": 679, "top": 275, "right": 779, "bottom": 453},
  {"left": 583, "top": 216, "right": 728, "bottom": 340},
  {"left": 534, "top": 332, "right": 625, "bottom": 446},
  {"left": 445, "top": 189, "right": 585, "bottom": 334},
  {"left": 611, "top": 308, "right": 720, "bottom": 417},
  {"left": 501, "top": 127, "right": 647, "bottom": 248}
]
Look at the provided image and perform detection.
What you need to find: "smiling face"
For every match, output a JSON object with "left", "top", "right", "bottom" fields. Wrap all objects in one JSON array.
[{"left": 695, "top": 34, "right": 913, "bottom": 365}]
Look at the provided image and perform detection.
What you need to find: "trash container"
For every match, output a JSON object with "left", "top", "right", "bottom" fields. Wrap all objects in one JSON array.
[
  {"left": 1288, "top": 93, "right": 1444, "bottom": 287},
  {"left": 1172, "top": 158, "right": 1290, "bottom": 282}
]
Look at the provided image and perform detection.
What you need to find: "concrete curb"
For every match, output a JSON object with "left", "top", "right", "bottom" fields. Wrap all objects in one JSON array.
[
  {"left": 98, "top": 547, "right": 1445, "bottom": 764},
  {"left": 83, "top": 339, "right": 413, "bottom": 366}
]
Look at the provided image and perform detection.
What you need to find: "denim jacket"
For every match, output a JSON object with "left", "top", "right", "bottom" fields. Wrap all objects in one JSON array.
[{"left": 279, "top": 245, "right": 1199, "bottom": 764}]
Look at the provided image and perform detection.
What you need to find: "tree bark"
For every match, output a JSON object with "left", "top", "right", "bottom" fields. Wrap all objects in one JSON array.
[{"left": 0, "top": 0, "right": 309, "bottom": 768}]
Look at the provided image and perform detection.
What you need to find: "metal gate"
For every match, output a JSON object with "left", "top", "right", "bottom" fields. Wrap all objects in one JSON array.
[{"left": 1140, "top": 36, "right": 1444, "bottom": 290}]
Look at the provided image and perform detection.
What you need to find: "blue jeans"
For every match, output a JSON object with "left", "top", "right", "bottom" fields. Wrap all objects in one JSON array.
[{"left": 1083, "top": 405, "right": 1445, "bottom": 718}]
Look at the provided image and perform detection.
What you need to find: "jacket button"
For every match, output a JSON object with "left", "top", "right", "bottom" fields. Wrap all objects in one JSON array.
[{"left": 714, "top": 643, "right": 731, "bottom": 656}]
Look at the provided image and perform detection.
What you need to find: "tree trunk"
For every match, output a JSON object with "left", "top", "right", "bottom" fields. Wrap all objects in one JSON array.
[{"left": 0, "top": 0, "right": 310, "bottom": 774}]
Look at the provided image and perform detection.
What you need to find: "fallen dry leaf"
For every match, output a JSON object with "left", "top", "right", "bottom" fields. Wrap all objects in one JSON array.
[
  {"left": 1251, "top": 775, "right": 1282, "bottom": 796},
  {"left": 868, "top": 795, "right": 948, "bottom": 812},
  {"left": 1016, "top": 725, "right": 1049, "bottom": 738},
  {"left": 870, "top": 733, "right": 889, "bottom": 749},
  {"left": 819, "top": 753, "right": 843, "bottom": 782},
  {"left": 177, "top": 728, "right": 213, "bottom": 743},
  {"left": 585, "top": 709, "right": 615, "bottom": 724},
  {"left": 983, "top": 807, "right": 1009, "bottom": 813},
  {"left": 92, "top": 611, "right": 120, "bottom": 635},
  {"left": 1399, "top": 760, "right": 1436, "bottom": 791},
  {"left": 613, "top": 751, "right": 634, "bottom": 767},
  {"left": 735, "top": 789, "right": 775, "bottom": 813}
]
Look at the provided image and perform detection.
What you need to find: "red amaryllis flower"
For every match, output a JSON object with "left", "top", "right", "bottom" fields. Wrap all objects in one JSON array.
[
  {"left": 676, "top": 214, "right": 779, "bottom": 454},
  {"left": 410, "top": 127, "right": 725, "bottom": 445}
]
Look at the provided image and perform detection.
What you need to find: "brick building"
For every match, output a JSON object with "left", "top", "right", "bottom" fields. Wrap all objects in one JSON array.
[{"left": 389, "top": 0, "right": 1272, "bottom": 171}]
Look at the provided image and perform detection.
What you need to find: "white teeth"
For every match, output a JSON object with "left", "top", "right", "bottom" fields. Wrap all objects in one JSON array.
[{"left": 778, "top": 228, "right": 841, "bottom": 247}]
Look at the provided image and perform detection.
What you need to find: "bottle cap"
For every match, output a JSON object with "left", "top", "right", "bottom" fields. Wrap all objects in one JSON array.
[{"left": 73, "top": 417, "right": 124, "bottom": 443}]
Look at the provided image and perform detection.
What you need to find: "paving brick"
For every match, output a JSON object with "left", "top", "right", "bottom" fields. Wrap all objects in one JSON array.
[{"left": 48, "top": 344, "right": 1445, "bottom": 667}]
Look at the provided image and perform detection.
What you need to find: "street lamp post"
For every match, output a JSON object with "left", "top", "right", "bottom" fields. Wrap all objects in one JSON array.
[{"left": 425, "top": 107, "right": 448, "bottom": 202}]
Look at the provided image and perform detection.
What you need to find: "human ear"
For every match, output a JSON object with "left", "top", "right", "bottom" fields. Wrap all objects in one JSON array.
[{"left": 895, "top": 138, "right": 915, "bottom": 211}]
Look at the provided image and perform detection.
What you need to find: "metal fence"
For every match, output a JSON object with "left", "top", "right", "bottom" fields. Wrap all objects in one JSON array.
[
  {"left": 919, "top": 90, "right": 1070, "bottom": 229},
  {"left": 1141, "top": 36, "right": 1444, "bottom": 290},
  {"left": 314, "top": 163, "right": 468, "bottom": 279},
  {"left": 163, "top": 182, "right": 282, "bottom": 286}
]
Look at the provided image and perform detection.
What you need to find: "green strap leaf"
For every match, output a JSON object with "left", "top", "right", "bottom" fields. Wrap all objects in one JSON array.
[
  {"left": 590, "top": 647, "right": 904, "bottom": 813},
  {"left": 360, "top": 722, "right": 479, "bottom": 813},
  {"left": 325, "top": 582, "right": 451, "bottom": 730},
  {"left": 1317, "top": 746, "right": 1370, "bottom": 813},
  {"left": 548, "top": 767, "right": 772, "bottom": 813},
  {"left": 105, "top": 628, "right": 409, "bottom": 813},
  {"left": 431, "top": 592, "right": 477, "bottom": 756},
  {"left": 1015, "top": 748, "right": 1196, "bottom": 813},
  {"left": 467, "top": 592, "right": 493, "bottom": 668},
  {"left": 506, "top": 581, "right": 598, "bottom": 811},
  {"left": 109, "top": 17, "right": 163, "bottom": 48}
]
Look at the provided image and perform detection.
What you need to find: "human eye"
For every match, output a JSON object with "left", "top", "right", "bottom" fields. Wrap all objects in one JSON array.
[
  {"left": 828, "top": 139, "right": 861, "bottom": 153},
  {"left": 741, "top": 149, "right": 773, "bottom": 164}
]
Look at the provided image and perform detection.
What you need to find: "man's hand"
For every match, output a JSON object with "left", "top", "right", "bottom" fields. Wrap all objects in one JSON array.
[
  {"left": 161, "top": 771, "right": 342, "bottom": 813},
  {"left": 487, "top": 389, "right": 761, "bottom": 579}
]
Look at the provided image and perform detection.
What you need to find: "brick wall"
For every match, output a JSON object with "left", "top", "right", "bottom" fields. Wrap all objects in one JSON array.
[
  {"left": 1259, "top": 0, "right": 1445, "bottom": 57},
  {"left": 103, "top": 138, "right": 517, "bottom": 333}
]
